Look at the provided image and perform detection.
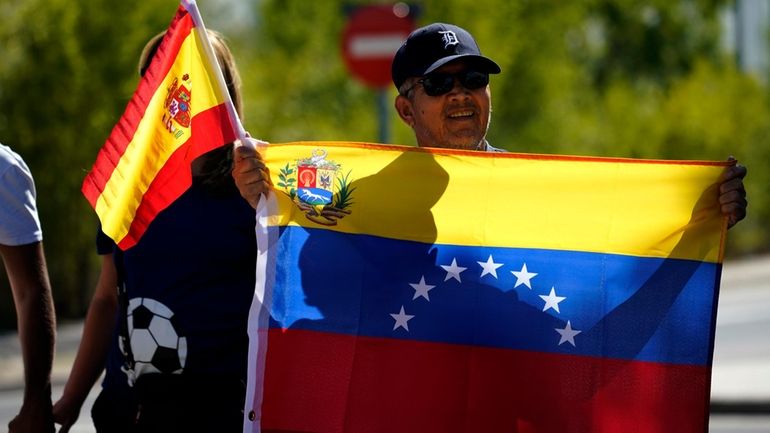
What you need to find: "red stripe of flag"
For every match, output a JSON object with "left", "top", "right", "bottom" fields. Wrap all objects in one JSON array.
[{"left": 261, "top": 329, "right": 710, "bottom": 433}]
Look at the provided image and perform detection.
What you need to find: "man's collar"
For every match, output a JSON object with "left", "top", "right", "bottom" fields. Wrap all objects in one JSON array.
[{"left": 483, "top": 140, "right": 505, "bottom": 152}]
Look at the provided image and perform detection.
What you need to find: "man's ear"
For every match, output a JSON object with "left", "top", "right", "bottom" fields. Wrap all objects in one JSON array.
[{"left": 395, "top": 95, "right": 415, "bottom": 127}]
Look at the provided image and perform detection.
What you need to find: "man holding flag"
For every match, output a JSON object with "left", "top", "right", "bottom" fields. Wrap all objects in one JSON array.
[{"left": 231, "top": 22, "right": 748, "bottom": 433}]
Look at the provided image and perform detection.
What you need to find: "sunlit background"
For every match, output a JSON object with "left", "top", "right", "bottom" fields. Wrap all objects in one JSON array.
[{"left": 0, "top": 0, "right": 768, "bottom": 431}]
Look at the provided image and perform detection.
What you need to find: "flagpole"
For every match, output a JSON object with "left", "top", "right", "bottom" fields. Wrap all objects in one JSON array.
[{"left": 181, "top": 0, "right": 252, "bottom": 148}]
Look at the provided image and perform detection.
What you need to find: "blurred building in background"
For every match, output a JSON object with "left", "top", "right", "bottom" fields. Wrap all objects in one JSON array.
[{"left": 724, "top": 0, "right": 770, "bottom": 77}]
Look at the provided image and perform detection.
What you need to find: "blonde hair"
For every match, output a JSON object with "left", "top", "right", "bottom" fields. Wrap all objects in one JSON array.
[{"left": 137, "top": 29, "right": 243, "bottom": 117}]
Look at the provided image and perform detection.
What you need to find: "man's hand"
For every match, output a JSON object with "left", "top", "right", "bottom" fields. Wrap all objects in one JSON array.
[
  {"left": 719, "top": 156, "right": 748, "bottom": 229},
  {"left": 232, "top": 138, "right": 272, "bottom": 209}
]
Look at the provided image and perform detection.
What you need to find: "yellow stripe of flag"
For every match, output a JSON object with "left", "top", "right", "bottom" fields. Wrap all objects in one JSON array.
[{"left": 264, "top": 142, "right": 726, "bottom": 263}]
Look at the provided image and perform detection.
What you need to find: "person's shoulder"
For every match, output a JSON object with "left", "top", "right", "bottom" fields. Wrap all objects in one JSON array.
[
  {"left": 0, "top": 143, "right": 36, "bottom": 198},
  {"left": 0, "top": 143, "right": 14, "bottom": 156},
  {"left": 0, "top": 144, "right": 18, "bottom": 169},
  {"left": 0, "top": 143, "right": 41, "bottom": 245},
  {"left": 0, "top": 143, "right": 32, "bottom": 177},
  {"left": 0, "top": 143, "right": 23, "bottom": 161}
]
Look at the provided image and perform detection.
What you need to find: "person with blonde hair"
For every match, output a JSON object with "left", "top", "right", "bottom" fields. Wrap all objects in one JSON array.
[{"left": 54, "top": 29, "right": 255, "bottom": 433}]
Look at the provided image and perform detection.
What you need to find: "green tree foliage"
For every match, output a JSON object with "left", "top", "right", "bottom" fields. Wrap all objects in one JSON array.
[
  {"left": 0, "top": 0, "right": 170, "bottom": 324},
  {"left": 236, "top": 0, "right": 384, "bottom": 142},
  {"left": 583, "top": 0, "right": 725, "bottom": 88},
  {"left": 0, "top": 0, "right": 767, "bottom": 324}
]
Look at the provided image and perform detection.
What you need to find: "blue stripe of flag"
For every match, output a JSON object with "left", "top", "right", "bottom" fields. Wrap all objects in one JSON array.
[{"left": 268, "top": 226, "right": 719, "bottom": 366}]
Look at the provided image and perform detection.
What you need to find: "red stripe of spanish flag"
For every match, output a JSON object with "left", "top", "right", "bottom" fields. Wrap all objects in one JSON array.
[{"left": 81, "top": 4, "right": 235, "bottom": 249}]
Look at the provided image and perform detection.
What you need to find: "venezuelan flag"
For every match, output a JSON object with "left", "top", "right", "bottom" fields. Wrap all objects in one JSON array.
[
  {"left": 245, "top": 141, "right": 728, "bottom": 433},
  {"left": 82, "top": 2, "right": 235, "bottom": 249}
]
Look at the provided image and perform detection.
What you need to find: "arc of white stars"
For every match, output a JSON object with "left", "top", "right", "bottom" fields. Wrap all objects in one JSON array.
[
  {"left": 477, "top": 255, "right": 503, "bottom": 279},
  {"left": 390, "top": 306, "right": 415, "bottom": 331},
  {"left": 410, "top": 276, "right": 435, "bottom": 301},
  {"left": 441, "top": 258, "right": 467, "bottom": 282},
  {"left": 511, "top": 263, "right": 538, "bottom": 289},
  {"left": 539, "top": 287, "right": 566, "bottom": 313},
  {"left": 555, "top": 321, "right": 581, "bottom": 346}
]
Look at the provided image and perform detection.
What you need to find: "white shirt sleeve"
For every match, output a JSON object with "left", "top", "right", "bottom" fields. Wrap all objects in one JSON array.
[{"left": 0, "top": 146, "right": 42, "bottom": 246}]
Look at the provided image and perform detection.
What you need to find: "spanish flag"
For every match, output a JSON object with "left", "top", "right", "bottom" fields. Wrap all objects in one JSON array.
[
  {"left": 245, "top": 142, "right": 729, "bottom": 433},
  {"left": 82, "top": 1, "right": 236, "bottom": 249}
]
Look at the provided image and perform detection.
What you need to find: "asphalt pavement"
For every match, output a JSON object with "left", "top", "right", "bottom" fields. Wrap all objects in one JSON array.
[{"left": 1, "top": 254, "right": 769, "bottom": 432}]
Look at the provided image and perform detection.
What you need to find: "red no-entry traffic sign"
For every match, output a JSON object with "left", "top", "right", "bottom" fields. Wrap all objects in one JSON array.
[{"left": 341, "top": 4, "right": 415, "bottom": 89}]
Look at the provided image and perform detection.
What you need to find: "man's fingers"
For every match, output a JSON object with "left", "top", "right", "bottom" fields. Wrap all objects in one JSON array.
[
  {"left": 719, "top": 178, "right": 747, "bottom": 198},
  {"left": 719, "top": 191, "right": 748, "bottom": 209},
  {"left": 722, "top": 202, "right": 747, "bottom": 229},
  {"left": 232, "top": 140, "right": 271, "bottom": 209},
  {"left": 719, "top": 162, "right": 747, "bottom": 182},
  {"left": 234, "top": 145, "right": 257, "bottom": 161},
  {"left": 722, "top": 200, "right": 747, "bottom": 215},
  {"left": 260, "top": 168, "right": 273, "bottom": 186}
]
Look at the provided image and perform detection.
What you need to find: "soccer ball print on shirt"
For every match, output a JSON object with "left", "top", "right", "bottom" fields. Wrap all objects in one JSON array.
[{"left": 126, "top": 297, "right": 187, "bottom": 376}]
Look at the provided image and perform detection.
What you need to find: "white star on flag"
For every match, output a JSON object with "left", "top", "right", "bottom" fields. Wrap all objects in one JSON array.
[
  {"left": 477, "top": 254, "right": 503, "bottom": 279},
  {"left": 410, "top": 276, "right": 435, "bottom": 301},
  {"left": 511, "top": 263, "right": 538, "bottom": 289},
  {"left": 390, "top": 305, "right": 415, "bottom": 331},
  {"left": 441, "top": 258, "right": 467, "bottom": 282},
  {"left": 539, "top": 287, "right": 566, "bottom": 313},
  {"left": 555, "top": 321, "right": 581, "bottom": 346}
]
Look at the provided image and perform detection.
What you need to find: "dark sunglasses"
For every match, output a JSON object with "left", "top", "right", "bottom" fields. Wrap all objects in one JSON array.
[{"left": 405, "top": 70, "right": 490, "bottom": 96}]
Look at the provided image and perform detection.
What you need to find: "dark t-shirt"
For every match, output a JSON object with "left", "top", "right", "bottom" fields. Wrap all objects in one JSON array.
[{"left": 98, "top": 180, "right": 256, "bottom": 390}]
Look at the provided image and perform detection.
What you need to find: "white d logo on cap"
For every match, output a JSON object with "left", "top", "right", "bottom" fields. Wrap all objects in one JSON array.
[{"left": 439, "top": 30, "right": 459, "bottom": 49}]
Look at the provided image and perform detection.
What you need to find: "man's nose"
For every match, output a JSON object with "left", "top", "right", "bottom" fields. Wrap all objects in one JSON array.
[{"left": 448, "top": 77, "right": 471, "bottom": 97}]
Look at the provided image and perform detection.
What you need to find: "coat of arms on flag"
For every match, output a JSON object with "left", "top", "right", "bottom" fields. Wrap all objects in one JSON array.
[
  {"left": 276, "top": 148, "right": 355, "bottom": 226},
  {"left": 163, "top": 75, "right": 192, "bottom": 137}
]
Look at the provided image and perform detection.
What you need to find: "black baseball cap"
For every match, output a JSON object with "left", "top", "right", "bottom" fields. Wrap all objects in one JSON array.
[{"left": 391, "top": 23, "right": 501, "bottom": 90}]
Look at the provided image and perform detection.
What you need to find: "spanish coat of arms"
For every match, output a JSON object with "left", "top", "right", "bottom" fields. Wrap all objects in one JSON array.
[{"left": 162, "top": 74, "right": 191, "bottom": 139}]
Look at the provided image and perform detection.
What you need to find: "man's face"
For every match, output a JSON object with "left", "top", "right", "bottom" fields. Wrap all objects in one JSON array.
[{"left": 395, "top": 61, "right": 492, "bottom": 150}]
